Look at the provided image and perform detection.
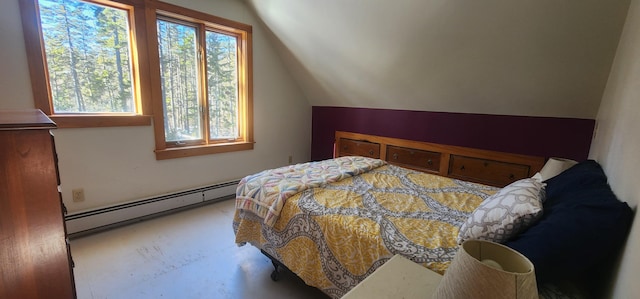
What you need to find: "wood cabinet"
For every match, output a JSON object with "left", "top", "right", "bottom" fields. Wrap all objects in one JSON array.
[
  {"left": 386, "top": 145, "right": 441, "bottom": 173},
  {"left": 335, "top": 131, "right": 545, "bottom": 187},
  {"left": 0, "top": 110, "right": 76, "bottom": 298},
  {"left": 337, "top": 138, "right": 381, "bottom": 158},
  {"left": 448, "top": 155, "right": 531, "bottom": 187}
]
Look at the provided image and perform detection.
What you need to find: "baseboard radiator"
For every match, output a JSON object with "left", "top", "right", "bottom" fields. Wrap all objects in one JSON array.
[{"left": 65, "top": 180, "right": 239, "bottom": 238}]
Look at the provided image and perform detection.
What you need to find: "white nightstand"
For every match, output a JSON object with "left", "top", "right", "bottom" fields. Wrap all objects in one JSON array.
[{"left": 342, "top": 255, "right": 443, "bottom": 299}]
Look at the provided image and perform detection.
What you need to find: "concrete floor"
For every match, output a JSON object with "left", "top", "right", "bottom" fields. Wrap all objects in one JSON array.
[{"left": 70, "top": 199, "right": 329, "bottom": 299}]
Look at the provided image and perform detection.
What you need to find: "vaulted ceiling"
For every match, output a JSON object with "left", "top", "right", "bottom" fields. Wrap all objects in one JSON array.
[{"left": 244, "top": 0, "right": 630, "bottom": 118}]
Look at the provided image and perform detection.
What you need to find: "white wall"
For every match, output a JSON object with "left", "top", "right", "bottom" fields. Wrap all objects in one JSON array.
[
  {"left": 589, "top": 0, "right": 640, "bottom": 297},
  {"left": 246, "top": 0, "right": 630, "bottom": 119},
  {"left": 0, "top": 0, "right": 311, "bottom": 213},
  {"left": 0, "top": 0, "right": 34, "bottom": 109}
]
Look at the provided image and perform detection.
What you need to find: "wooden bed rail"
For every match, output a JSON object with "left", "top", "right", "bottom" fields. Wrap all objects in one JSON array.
[{"left": 334, "top": 131, "right": 545, "bottom": 187}]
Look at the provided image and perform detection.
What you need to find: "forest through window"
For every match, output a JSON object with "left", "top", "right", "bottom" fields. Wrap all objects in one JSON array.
[
  {"left": 157, "top": 18, "right": 240, "bottom": 144},
  {"left": 21, "top": 0, "right": 253, "bottom": 158},
  {"left": 38, "top": 0, "right": 136, "bottom": 114}
]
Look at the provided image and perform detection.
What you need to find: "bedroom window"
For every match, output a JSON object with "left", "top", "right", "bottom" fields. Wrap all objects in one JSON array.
[
  {"left": 19, "top": 0, "right": 151, "bottom": 127},
  {"left": 21, "top": 0, "right": 252, "bottom": 157},
  {"left": 151, "top": 2, "right": 253, "bottom": 160}
]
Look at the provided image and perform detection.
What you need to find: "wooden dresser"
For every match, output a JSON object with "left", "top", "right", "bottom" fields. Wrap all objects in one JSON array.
[
  {"left": 0, "top": 110, "right": 76, "bottom": 298},
  {"left": 335, "top": 131, "right": 545, "bottom": 187}
]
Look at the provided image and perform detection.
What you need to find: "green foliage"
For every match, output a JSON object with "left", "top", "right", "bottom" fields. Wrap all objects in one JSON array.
[
  {"left": 206, "top": 31, "right": 238, "bottom": 140},
  {"left": 158, "top": 19, "right": 200, "bottom": 141},
  {"left": 158, "top": 18, "right": 240, "bottom": 142},
  {"left": 39, "top": 0, "right": 134, "bottom": 113},
  {"left": 39, "top": 0, "right": 241, "bottom": 142}
]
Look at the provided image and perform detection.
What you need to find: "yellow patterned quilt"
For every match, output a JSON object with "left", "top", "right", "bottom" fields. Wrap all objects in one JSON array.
[
  {"left": 233, "top": 164, "right": 497, "bottom": 298},
  {"left": 236, "top": 156, "right": 386, "bottom": 227}
]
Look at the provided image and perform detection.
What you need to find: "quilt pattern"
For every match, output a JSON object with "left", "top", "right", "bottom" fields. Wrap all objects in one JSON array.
[
  {"left": 233, "top": 164, "right": 497, "bottom": 298},
  {"left": 235, "top": 156, "right": 386, "bottom": 227}
]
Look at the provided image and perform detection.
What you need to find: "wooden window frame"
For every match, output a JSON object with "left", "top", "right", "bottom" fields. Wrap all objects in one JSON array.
[
  {"left": 20, "top": 0, "right": 253, "bottom": 159},
  {"left": 19, "top": 0, "right": 153, "bottom": 128},
  {"left": 150, "top": 2, "right": 254, "bottom": 160}
]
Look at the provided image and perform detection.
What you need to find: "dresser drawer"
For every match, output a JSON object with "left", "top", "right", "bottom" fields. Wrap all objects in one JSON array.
[
  {"left": 386, "top": 145, "right": 440, "bottom": 173},
  {"left": 448, "top": 155, "right": 531, "bottom": 187},
  {"left": 338, "top": 138, "right": 381, "bottom": 158}
]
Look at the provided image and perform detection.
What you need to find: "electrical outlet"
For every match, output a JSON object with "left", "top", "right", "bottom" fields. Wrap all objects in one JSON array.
[
  {"left": 72, "top": 188, "right": 85, "bottom": 202},
  {"left": 288, "top": 155, "right": 293, "bottom": 164}
]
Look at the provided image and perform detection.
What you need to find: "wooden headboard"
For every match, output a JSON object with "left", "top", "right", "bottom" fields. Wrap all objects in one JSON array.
[{"left": 334, "top": 131, "right": 545, "bottom": 187}]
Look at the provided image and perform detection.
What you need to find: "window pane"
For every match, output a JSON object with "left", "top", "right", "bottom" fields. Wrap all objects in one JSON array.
[
  {"left": 205, "top": 31, "right": 239, "bottom": 140},
  {"left": 157, "top": 19, "right": 202, "bottom": 142},
  {"left": 38, "top": 0, "right": 135, "bottom": 113}
]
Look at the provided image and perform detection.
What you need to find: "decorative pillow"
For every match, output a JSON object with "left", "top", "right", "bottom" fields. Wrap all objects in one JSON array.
[{"left": 457, "top": 178, "right": 545, "bottom": 244}]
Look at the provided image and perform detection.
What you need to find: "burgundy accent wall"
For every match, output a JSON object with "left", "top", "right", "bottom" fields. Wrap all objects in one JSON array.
[{"left": 311, "top": 106, "right": 595, "bottom": 162}]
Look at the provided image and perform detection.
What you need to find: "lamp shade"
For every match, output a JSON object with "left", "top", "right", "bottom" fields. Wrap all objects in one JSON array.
[
  {"left": 433, "top": 240, "right": 538, "bottom": 299},
  {"left": 538, "top": 157, "right": 578, "bottom": 181}
]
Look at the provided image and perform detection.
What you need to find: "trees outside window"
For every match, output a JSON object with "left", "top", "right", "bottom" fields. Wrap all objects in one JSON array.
[
  {"left": 157, "top": 16, "right": 244, "bottom": 146},
  {"left": 151, "top": 3, "right": 253, "bottom": 159},
  {"left": 39, "top": 0, "right": 135, "bottom": 114},
  {"left": 20, "top": 0, "right": 152, "bottom": 128},
  {"left": 157, "top": 18, "right": 201, "bottom": 143},
  {"left": 20, "top": 0, "right": 253, "bottom": 158}
]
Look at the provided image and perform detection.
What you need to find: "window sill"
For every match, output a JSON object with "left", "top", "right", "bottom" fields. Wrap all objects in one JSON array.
[
  {"left": 154, "top": 141, "right": 254, "bottom": 160},
  {"left": 49, "top": 115, "right": 152, "bottom": 128}
]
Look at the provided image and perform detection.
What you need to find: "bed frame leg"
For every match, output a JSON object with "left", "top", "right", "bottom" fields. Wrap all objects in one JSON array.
[
  {"left": 270, "top": 260, "right": 280, "bottom": 281},
  {"left": 261, "top": 249, "right": 281, "bottom": 281}
]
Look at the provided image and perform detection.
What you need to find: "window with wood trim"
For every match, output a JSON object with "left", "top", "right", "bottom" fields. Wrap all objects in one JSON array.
[
  {"left": 151, "top": 2, "right": 253, "bottom": 160},
  {"left": 19, "top": 0, "right": 152, "bottom": 128},
  {"left": 20, "top": 0, "right": 253, "bottom": 159}
]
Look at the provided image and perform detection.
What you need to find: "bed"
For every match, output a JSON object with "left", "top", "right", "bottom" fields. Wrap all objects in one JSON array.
[{"left": 233, "top": 131, "right": 633, "bottom": 298}]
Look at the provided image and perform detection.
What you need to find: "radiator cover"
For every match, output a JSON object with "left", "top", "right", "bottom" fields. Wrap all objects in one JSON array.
[{"left": 65, "top": 180, "right": 238, "bottom": 237}]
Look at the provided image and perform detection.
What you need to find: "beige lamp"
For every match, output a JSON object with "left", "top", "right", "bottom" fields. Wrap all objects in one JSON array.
[
  {"left": 537, "top": 157, "right": 578, "bottom": 181},
  {"left": 433, "top": 240, "right": 538, "bottom": 299}
]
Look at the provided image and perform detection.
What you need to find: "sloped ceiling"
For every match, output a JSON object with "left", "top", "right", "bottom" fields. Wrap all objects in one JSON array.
[{"left": 244, "top": 0, "right": 630, "bottom": 118}]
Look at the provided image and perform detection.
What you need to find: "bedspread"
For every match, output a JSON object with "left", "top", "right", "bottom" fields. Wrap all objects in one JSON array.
[
  {"left": 235, "top": 156, "right": 386, "bottom": 226},
  {"left": 233, "top": 164, "right": 498, "bottom": 298}
]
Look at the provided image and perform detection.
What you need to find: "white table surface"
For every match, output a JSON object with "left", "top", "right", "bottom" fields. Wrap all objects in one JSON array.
[{"left": 341, "top": 255, "right": 443, "bottom": 299}]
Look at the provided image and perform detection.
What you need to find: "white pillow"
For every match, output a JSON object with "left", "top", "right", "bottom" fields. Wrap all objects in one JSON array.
[
  {"left": 457, "top": 178, "right": 546, "bottom": 244},
  {"left": 533, "top": 157, "right": 578, "bottom": 182}
]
